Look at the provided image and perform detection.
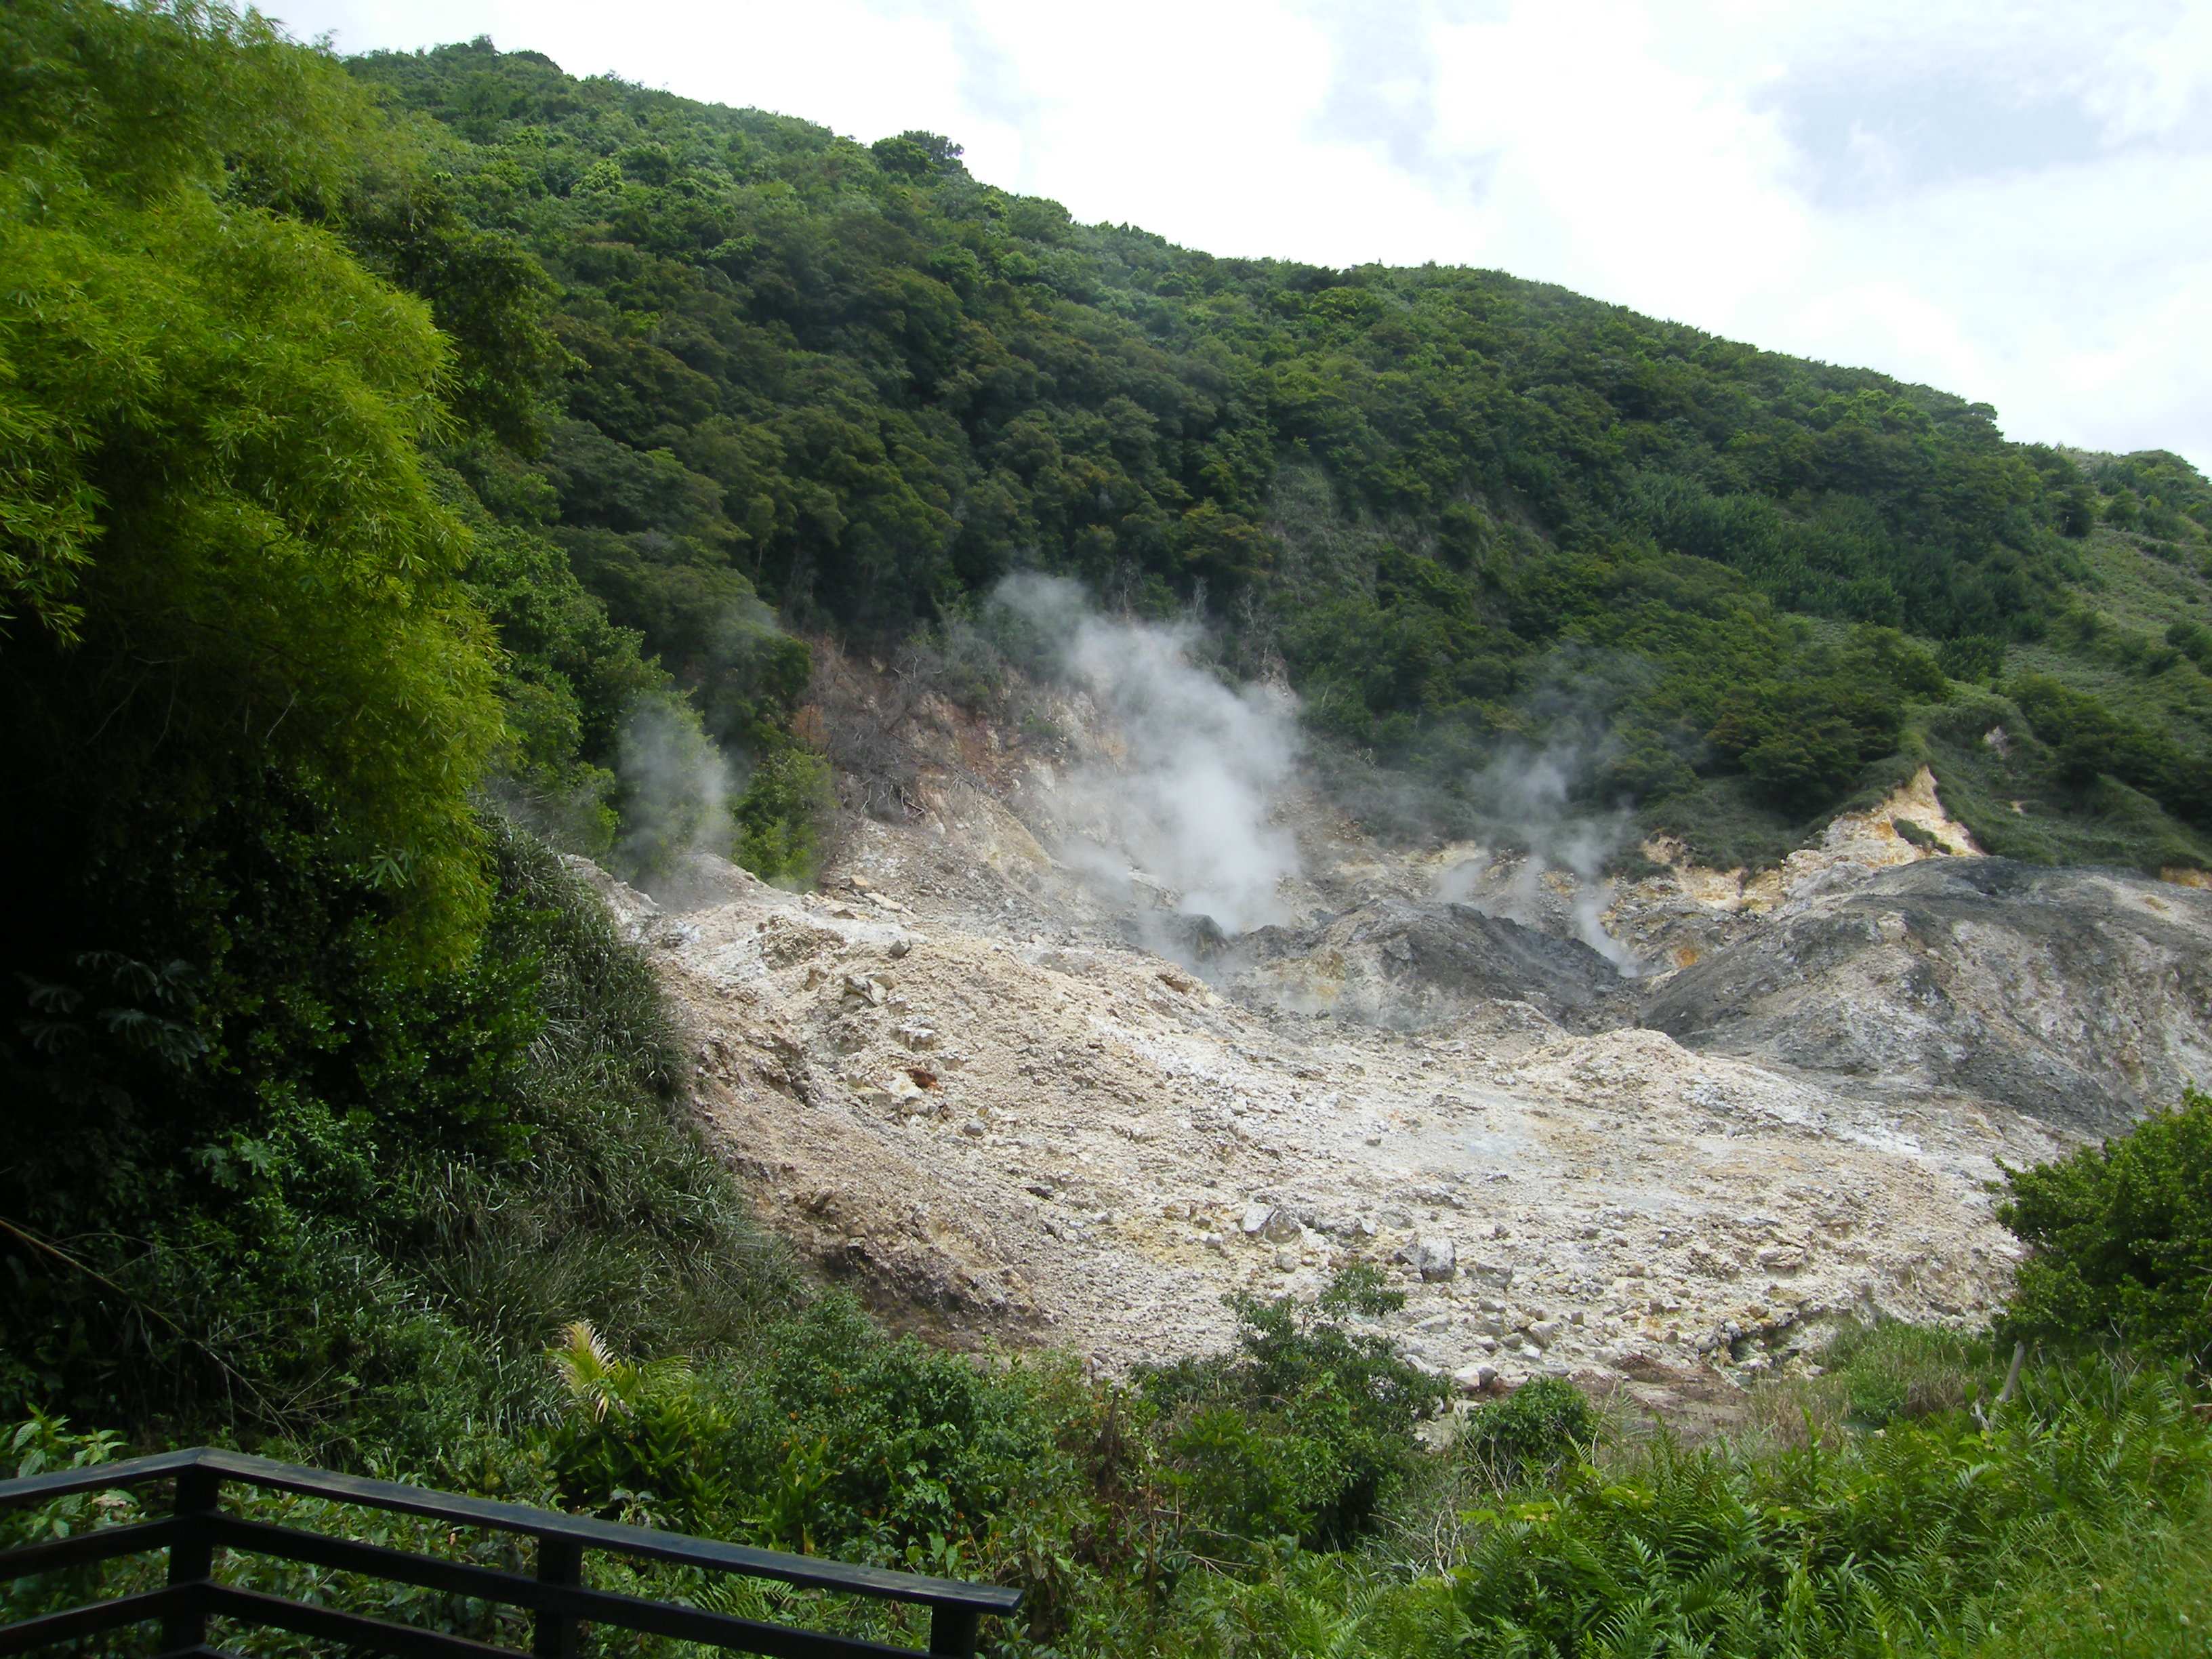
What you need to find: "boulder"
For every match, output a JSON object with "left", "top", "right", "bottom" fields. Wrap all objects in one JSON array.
[{"left": 1398, "top": 1235, "right": 1457, "bottom": 1282}]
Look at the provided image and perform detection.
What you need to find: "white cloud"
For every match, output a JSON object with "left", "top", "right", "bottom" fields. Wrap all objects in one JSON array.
[{"left": 274, "top": 0, "right": 2212, "bottom": 468}]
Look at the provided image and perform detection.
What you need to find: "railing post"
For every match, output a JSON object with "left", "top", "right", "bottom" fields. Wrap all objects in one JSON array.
[
  {"left": 532, "top": 1536, "right": 584, "bottom": 1659},
  {"left": 161, "top": 1462, "right": 221, "bottom": 1652},
  {"left": 928, "top": 1604, "right": 981, "bottom": 1658}
]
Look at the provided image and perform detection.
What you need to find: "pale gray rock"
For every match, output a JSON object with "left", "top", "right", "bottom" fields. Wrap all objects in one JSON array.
[
  {"left": 1400, "top": 1235, "right": 1456, "bottom": 1282},
  {"left": 1643, "top": 859, "right": 2212, "bottom": 1135}
]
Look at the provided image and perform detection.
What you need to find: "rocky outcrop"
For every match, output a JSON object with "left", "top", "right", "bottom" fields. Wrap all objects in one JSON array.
[
  {"left": 1643, "top": 859, "right": 2212, "bottom": 1134},
  {"left": 1231, "top": 899, "right": 1629, "bottom": 1029}
]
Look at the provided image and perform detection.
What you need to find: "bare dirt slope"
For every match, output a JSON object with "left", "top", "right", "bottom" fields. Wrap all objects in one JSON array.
[{"left": 569, "top": 674, "right": 2212, "bottom": 1401}]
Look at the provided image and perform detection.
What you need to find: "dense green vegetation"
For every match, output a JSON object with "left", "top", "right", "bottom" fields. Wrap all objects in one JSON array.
[
  {"left": 1999, "top": 1089, "right": 2212, "bottom": 1370},
  {"left": 16, "top": 5, "right": 2211, "bottom": 890},
  {"left": 10, "top": 1088, "right": 2212, "bottom": 1656},
  {"left": 5, "top": 7, "right": 2212, "bottom": 1657},
  {"left": 331, "top": 32, "right": 2212, "bottom": 869}
]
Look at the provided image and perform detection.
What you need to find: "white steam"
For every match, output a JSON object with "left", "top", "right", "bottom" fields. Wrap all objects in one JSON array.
[
  {"left": 994, "top": 575, "right": 1301, "bottom": 936},
  {"left": 1437, "top": 744, "right": 1643, "bottom": 975},
  {"left": 615, "top": 697, "right": 735, "bottom": 890}
]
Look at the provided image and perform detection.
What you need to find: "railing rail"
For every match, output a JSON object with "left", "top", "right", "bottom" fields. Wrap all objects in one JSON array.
[{"left": 0, "top": 1446, "right": 1020, "bottom": 1658}]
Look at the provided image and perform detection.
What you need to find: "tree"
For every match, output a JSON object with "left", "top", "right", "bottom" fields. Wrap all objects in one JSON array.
[
  {"left": 1997, "top": 1091, "right": 2212, "bottom": 1368},
  {"left": 0, "top": 0, "right": 504, "bottom": 954}
]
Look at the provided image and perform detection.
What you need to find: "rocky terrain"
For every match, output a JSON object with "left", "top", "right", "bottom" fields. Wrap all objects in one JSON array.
[
  {"left": 1645, "top": 858, "right": 2212, "bottom": 1136},
  {"left": 577, "top": 687, "right": 2212, "bottom": 1410}
]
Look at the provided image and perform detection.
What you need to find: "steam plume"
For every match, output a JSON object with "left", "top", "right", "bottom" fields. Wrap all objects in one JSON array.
[
  {"left": 1439, "top": 743, "right": 1642, "bottom": 974},
  {"left": 614, "top": 696, "right": 734, "bottom": 891},
  {"left": 994, "top": 575, "right": 1301, "bottom": 936}
]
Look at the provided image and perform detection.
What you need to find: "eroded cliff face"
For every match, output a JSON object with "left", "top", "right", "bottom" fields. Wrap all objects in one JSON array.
[
  {"left": 1644, "top": 859, "right": 2212, "bottom": 1136},
  {"left": 579, "top": 672, "right": 2212, "bottom": 1410}
]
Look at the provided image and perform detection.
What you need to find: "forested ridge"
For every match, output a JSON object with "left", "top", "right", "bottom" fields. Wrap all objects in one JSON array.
[
  {"left": 346, "top": 35, "right": 2212, "bottom": 872},
  {"left": 5, "top": 9, "right": 2212, "bottom": 1657}
]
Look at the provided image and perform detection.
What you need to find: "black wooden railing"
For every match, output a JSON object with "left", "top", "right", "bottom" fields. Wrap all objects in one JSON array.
[{"left": 0, "top": 1446, "right": 1021, "bottom": 1658}]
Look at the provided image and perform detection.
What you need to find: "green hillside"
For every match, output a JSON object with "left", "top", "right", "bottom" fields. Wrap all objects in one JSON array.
[{"left": 342, "top": 37, "right": 2212, "bottom": 872}]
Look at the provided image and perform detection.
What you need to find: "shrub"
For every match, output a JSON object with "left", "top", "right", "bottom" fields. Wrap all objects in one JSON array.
[
  {"left": 734, "top": 748, "right": 838, "bottom": 885},
  {"left": 1448, "top": 1363, "right": 2212, "bottom": 1658},
  {"left": 1456, "top": 1376, "right": 1597, "bottom": 1487},
  {"left": 1998, "top": 1089, "right": 2212, "bottom": 1368},
  {"left": 0, "top": 1415, "right": 140, "bottom": 1630},
  {"left": 539, "top": 1321, "right": 731, "bottom": 1530},
  {"left": 1939, "top": 633, "right": 2007, "bottom": 683},
  {"left": 1891, "top": 815, "right": 1957, "bottom": 854},
  {"left": 1139, "top": 1267, "right": 1447, "bottom": 1556},
  {"left": 1814, "top": 1318, "right": 1988, "bottom": 1426},
  {"left": 727, "top": 1294, "right": 1073, "bottom": 1560}
]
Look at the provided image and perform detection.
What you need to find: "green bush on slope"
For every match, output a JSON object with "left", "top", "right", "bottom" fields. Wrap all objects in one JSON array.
[
  {"left": 1999, "top": 1088, "right": 2212, "bottom": 1368},
  {"left": 1139, "top": 1264, "right": 1449, "bottom": 1557},
  {"left": 1456, "top": 1375, "right": 1599, "bottom": 1488}
]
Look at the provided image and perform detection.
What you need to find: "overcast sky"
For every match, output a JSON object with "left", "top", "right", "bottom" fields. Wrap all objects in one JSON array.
[{"left": 276, "top": 0, "right": 2212, "bottom": 470}]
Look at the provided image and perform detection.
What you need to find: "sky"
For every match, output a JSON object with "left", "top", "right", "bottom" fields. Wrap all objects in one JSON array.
[{"left": 274, "top": 0, "right": 2212, "bottom": 470}]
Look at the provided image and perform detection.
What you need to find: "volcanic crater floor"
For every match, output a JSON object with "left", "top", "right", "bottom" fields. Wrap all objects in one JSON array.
[{"left": 566, "top": 762, "right": 2212, "bottom": 1404}]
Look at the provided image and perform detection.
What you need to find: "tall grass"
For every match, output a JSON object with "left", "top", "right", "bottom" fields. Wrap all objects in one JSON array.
[
  {"left": 371, "top": 830, "right": 801, "bottom": 1452},
  {"left": 1118, "top": 1343, "right": 2212, "bottom": 1659}
]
